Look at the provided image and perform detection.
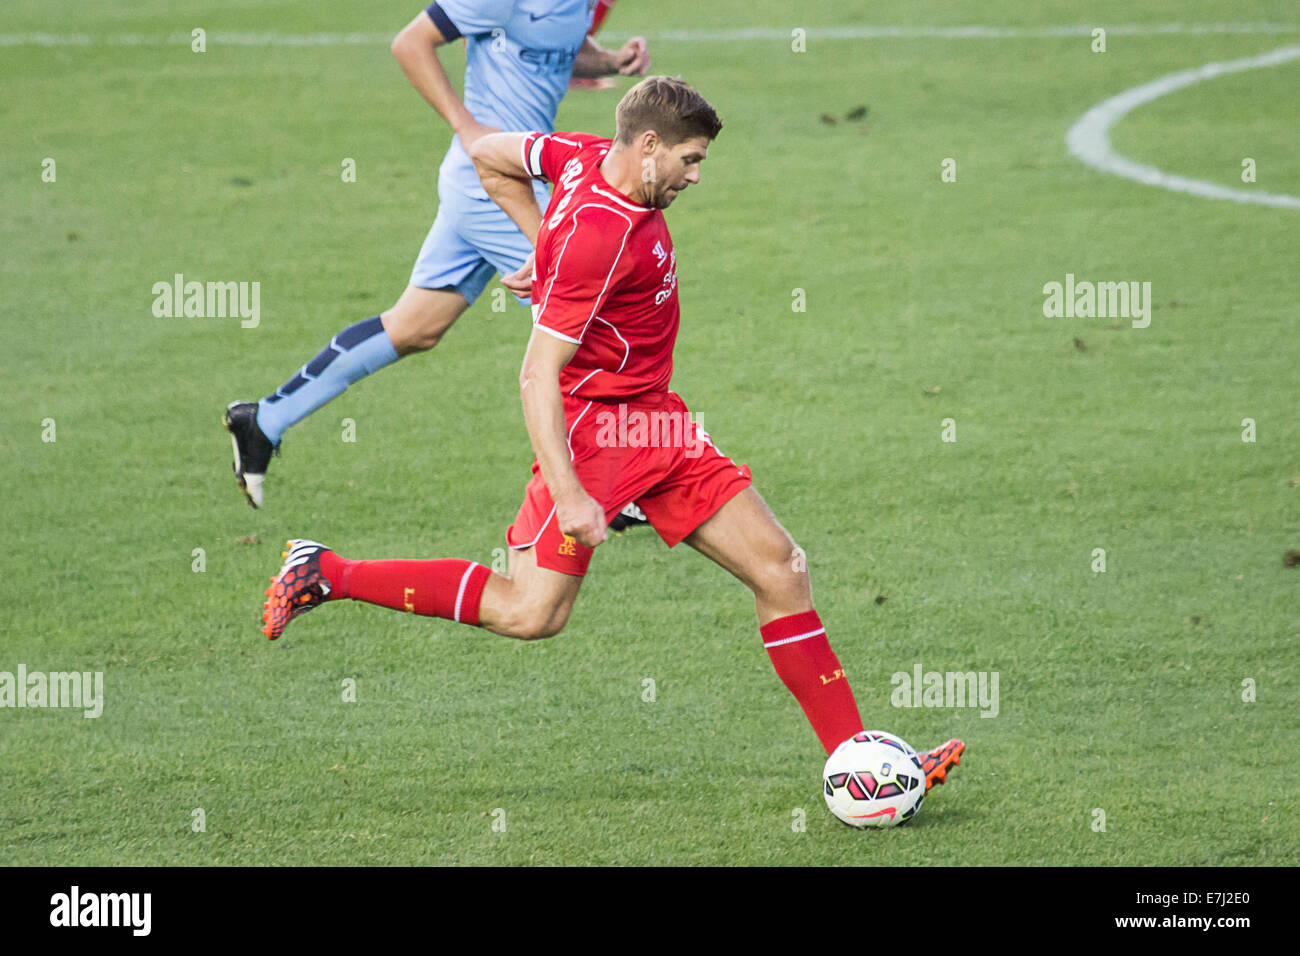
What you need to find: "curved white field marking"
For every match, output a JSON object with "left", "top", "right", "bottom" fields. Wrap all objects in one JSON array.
[
  {"left": 1066, "top": 45, "right": 1300, "bottom": 210},
  {"left": 2, "top": 22, "right": 1299, "bottom": 47}
]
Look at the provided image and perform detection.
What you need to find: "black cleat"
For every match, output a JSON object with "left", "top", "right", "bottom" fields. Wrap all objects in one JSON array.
[
  {"left": 224, "top": 401, "right": 277, "bottom": 508},
  {"left": 609, "top": 502, "right": 649, "bottom": 533}
]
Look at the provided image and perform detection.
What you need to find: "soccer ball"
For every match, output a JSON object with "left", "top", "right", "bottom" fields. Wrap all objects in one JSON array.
[{"left": 822, "top": 730, "right": 926, "bottom": 828}]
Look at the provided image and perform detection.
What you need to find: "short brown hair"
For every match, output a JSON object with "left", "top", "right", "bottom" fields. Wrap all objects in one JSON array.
[{"left": 614, "top": 76, "right": 723, "bottom": 147}]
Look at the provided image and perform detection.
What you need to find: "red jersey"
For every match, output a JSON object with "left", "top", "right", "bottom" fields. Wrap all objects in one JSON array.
[{"left": 521, "top": 131, "right": 679, "bottom": 402}]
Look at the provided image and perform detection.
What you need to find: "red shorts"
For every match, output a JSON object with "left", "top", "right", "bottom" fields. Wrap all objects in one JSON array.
[{"left": 507, "top": 392, "right": 753, "bottom": 575}]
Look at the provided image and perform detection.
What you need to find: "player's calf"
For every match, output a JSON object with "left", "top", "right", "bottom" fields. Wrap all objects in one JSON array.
[
  {"left": 477, "top": 547, "right": 581, "bottom": 641},
  {"left": 258, "top": 538, "right": 580, "bottom": 643},
  {"left": 230, "top": 314, "right": 401, "bottom": 510},
  {"left": 483, "top": 599, "right": 570, "bottom": 641},
  {"left": 686, "top": 490, "right": 863, "bottom": 752}
]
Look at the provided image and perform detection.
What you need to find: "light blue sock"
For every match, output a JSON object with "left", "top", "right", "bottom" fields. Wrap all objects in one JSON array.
[{"left": 256, "top": 316, "right": 398, "bottom": 445}]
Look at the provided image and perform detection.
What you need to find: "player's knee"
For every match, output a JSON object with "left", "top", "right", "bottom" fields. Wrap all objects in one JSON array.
[
  {"left": 753, "top": 545, "right": 812, "bottom": 605},
  {"left": 382, "top": 307, "right": 445, "bottom": 354}
]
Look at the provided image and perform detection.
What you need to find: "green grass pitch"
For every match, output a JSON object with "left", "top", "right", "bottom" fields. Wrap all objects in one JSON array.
[{"left": 1, "top": 0, "right": 1296, "bottom": 865}]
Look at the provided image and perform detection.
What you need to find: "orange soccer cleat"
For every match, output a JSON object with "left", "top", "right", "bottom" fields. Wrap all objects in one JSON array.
[
  {"left": 916, "top": 739, "right": 966, "bottom": 791},
  {"left": 261, "top": 539, "right": 332, "bottom": 640}
]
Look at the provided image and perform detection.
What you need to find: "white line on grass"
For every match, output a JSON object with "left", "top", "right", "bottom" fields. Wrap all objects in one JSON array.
[
  {"left": 1066, "top": 45, "right": 1300, "bottom": 210},
  {"left": 653, "top": 23, "right": 1300, "bottom": 41},
  {"left": 8, "top": 22, "right": 1297, "bottom": 210},
  {"left": 2, "top": 22, "right": 1299, "bottom": 47}
]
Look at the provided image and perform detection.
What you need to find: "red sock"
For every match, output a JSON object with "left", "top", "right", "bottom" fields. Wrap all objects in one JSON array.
[
  {"left": 761, "top": 610, "right": 863, "bottom": 754},
  {"left": 319, "top": 552, "right": 491, "bottom": 626},
  {"left": 589, "top": 0, "right": 615, "bottom": 34}
]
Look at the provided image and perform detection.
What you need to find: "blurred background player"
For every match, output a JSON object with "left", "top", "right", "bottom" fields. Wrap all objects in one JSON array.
[
  {"left": 225, "top": 1, "right": 649, "bottom": 509},
  {"left": 258, "top": 77, "right": 964, "bottom": 785}
]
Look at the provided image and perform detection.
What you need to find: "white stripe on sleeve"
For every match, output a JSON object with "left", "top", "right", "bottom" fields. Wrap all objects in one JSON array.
[{"left": 526, "top": 134, "right": 547, "bottom": 179}]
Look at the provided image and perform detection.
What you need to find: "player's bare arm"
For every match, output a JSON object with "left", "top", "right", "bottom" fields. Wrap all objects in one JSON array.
[
  {"left": 468, "top": 132, "right": 544, "bottom": 244},
  {"left": 518, "top": 328, "right": 607, "bottom": 549},
  {"left": 391, "top": 8, "right": 498, "bottom": 148},
  {"left": 572, "top": 34, "right": 651, "bottom": 78},
  {"left": 469, "top": 131, "right": 546, "bottom": 294}
]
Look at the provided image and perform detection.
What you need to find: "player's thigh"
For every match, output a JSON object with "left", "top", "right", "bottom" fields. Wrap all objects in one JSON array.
[
  {"left": 480, "top": 544, "right": 584, "bottom": 640},
  {"left": 381, "top": 285, "right": 469, "bottom": 354},
  {"left": 683, "top": 486, "right": 806, "bottom": 595}
]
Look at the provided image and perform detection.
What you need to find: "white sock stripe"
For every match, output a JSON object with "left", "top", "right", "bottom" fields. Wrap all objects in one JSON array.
[
  {"left": 762, "top": 627, "right": 826, "bottom": 649},
  {"left": 452, "top": 564, "right": 477, "bottom": 623}
]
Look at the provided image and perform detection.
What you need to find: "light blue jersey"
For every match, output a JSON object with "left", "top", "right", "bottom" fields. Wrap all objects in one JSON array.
[
  {"left": 253, "top": 1, "right": 606, "bottom": 450},
  {"left": 427, "top": 0, "right": 596, "bottom": 200}
]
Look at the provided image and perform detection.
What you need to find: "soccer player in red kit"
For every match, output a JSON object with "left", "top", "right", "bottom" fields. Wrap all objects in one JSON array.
[{"left": 259, "top": 77, "right": 964, "bottom": 788}]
